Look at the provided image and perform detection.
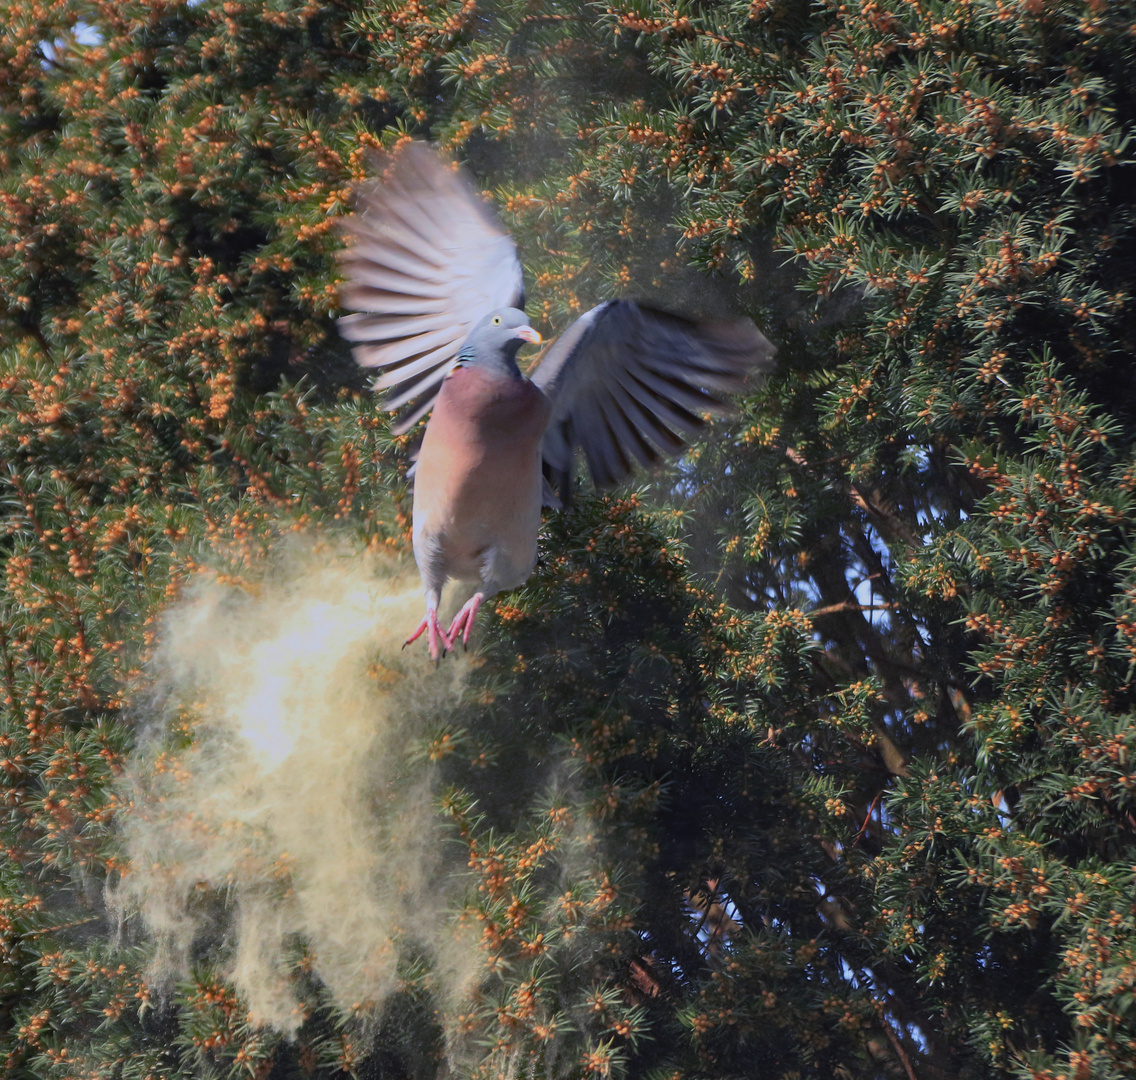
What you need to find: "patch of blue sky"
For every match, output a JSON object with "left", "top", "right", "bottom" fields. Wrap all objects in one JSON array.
[
  {"left": 40, "top": 19, "right": 102, "bottom": 68},
  {"left": 852, "top": 572, "right": 891, "bottom": 631},
  {"left": 684, "top": 888, "right": 744, "bottom": 957},
  {"left": 831, "top": 951, "right": 931, "bottom": 1052}
]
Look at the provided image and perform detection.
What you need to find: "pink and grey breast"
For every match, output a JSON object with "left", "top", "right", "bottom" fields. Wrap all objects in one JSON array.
[{"left": 412, "top": 365, "right": 551, "bottom": 591}]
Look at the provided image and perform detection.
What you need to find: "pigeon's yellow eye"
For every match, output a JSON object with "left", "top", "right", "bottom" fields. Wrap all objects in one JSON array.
[{"left": 492, "top": 315, "right": 501, "bottom": 325}]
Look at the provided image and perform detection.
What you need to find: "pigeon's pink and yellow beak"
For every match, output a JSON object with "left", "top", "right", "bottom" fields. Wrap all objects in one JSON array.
[{"left": 515, "top": 325, "right": 542, "bottom": 345}]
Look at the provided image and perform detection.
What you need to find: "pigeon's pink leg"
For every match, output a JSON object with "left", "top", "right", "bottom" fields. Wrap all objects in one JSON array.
[
  {"left": 446, "top": 592, "right": 486, "bottom": 650},
  {"left": 404, "top": 606, "right": 452, "bottom": 662}
]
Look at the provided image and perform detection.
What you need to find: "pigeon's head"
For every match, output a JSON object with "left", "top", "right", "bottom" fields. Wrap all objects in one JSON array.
[{"left": 462, "top": 308, "right": 542, "bottom": 373}]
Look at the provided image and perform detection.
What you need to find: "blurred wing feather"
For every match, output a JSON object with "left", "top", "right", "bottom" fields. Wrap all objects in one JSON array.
[
  {"left": 337, "top": 142, "right": 525, "bottom": 429},
  {"left": 531, "top": 300, "right": 775, "bottom": 491}
]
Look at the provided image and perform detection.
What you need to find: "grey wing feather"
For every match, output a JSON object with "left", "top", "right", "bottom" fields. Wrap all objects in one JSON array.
[
  {"left": 531, "top": 299, "right": 775, "bottom": 491},
  {"left": 337, "top": 142, "right": 525, "bottom": 434}
]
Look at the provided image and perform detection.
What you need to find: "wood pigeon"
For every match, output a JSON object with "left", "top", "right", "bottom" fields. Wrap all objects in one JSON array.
[{"left": 337, "top": 142, "right": 775, "bottom": 660}]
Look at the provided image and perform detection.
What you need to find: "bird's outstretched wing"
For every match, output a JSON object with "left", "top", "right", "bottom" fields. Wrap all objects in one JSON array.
[
  {"left": 337, "top": 143, "right": 526, "bottom": 434},
  {"left": 530, "top": 300, "right": 775, "bottom": 492}
]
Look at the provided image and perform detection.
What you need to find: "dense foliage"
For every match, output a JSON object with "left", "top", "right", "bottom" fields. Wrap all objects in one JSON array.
[{"left": 0, "top": 1, "right": 1134, "bottom": 1078}]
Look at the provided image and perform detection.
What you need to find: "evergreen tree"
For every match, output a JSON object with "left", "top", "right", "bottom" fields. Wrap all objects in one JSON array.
[{"left": 0, "top": 1, "right": 1134, "bottom": 1079}]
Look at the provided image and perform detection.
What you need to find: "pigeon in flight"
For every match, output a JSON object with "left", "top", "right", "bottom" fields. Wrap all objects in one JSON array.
[{"left": 338, "top": 142, "right": 775, "bottom": 660}]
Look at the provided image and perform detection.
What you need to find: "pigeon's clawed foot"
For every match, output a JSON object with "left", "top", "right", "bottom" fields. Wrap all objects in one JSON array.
[
  {"left": 403, "top": 609, "right": 453, "bottom": 662},
  {"left": 446, "top": 592, "right": 485, "bottom": 651}
]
